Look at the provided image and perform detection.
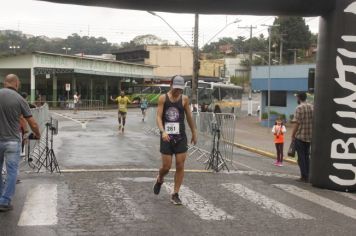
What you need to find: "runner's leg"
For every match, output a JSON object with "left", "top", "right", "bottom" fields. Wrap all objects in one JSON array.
[
  {"left": 118, "top": 112, "right": 122, "bottom": 130},
  {"left": 173, "top": 152, "right": 187, "bottom": 194},
  {"left": 158, "top": 154, "right": 172, "bottom": 182},
  {"left": 122, "top": 113, "right": 126, "bottom": 131}
]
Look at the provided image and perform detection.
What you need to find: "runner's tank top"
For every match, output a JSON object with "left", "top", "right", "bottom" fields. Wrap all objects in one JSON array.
[{"left": 162, "top": 94, "right": 186, "bottom": 138}]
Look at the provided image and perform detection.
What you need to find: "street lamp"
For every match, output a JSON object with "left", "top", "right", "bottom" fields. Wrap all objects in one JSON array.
[
  {"left": 204, "top": 19, "right": 241, "bottom": 45},
  {"left": 147, "top": 11, "right": 191, "bottom": 48},
  {"left": 62, "top": 47, "right": 71, "bottom": 54},
  {"left": 262, "top": 24, "right": 279, "bottom": 128},
  {"left": 9, "top": 45, "right": 20, "bottom": 54}
]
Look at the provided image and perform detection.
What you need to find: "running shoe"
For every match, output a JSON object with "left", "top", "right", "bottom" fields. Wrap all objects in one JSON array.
[
  {"left": 153, "top": 181, "right": 163, "bottom": 195},
  {"left": 273, "top": 161, "right": 279, "bottom": 166},
  {"left": 171, "top": 193, "right": 182, "bottom": 205},
  {"left": 277, "top": 162, "right": 283, "bottom": 167},
  {"left": 0, "top": 203, "right": 13, "bottom": 212}
]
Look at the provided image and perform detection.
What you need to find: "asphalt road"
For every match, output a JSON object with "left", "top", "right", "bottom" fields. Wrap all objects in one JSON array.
[{"left": 1, "top": 109, "right": 355, "bottom": 236}]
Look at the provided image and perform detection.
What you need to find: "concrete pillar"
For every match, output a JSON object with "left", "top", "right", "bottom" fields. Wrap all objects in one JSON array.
[
  {"left": 52, "top": 75, "right": 57, "bottom": 102},
  {"left": 90, "top": 78, "right": 93, "bottom": 100},
  {"left": 105, "top": 78, "right": 108, "bottom": 106},
  {"left": 118, "top": 79, "right": 122, "bottom": 93},
  {"left": 30, "top": 67, "right": 35, "bottom": 103},
  {"left": 72, "top": 76, "right": 76, "bottom": 95}
]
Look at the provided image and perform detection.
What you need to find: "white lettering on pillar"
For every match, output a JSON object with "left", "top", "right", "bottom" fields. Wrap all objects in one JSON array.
[
  {"left": 331, "top": 138, "right": 356, "bottom": 160},
  {"left": 333, "top": 57, "right": 356, "bottom": 108},
  {"left": 332, "top": 111, "right": 356, "bottom": 133},
  {"left": 329, "top": 164, "right": 356, "bottom": 186},
  {"left": 329, "top": 2, "right": 356, "bottom": 187},
  {"left": 345, "top": 2, "right": 356, "bottom": 14},
  {"left": 342, "top": 36, "right": 356, "bottom": 42}
]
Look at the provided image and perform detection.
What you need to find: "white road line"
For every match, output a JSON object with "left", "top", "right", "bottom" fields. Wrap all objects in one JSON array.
[
  {"left": 274, "top": 184, "right": 356, "bottom": 220},
  {"left": 18, "top": 184, "right": 58, "bottom": 226},
  {"left": 338, "top": 192, "right": 356, "bottom": 201},
  {"left": 52, "top": 112, "right": 87, "bottom": 129},
  {"left": 232, "top": 161, "right": 260, "bottom": 171},
  {"left": 222, "top": 170, "right": 299, "bottom": 179},
  {"left": 164, "top": 183, "right": 233, "bottom": 221},
  {"left": 222, "top": 183, "right": 313, "bottom": 220},
  {"left": 97, "top": 182, "right": 145, "bottom": 221}
]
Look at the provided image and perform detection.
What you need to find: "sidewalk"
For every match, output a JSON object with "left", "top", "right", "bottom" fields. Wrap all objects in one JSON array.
[{"left": 235, "top": 115, "right": 297, "bottom": 164}]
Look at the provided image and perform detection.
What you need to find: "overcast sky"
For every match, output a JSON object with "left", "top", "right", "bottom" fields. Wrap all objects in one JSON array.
[{"left": 0, "top": 0, "right": 320, "bottom": 47}]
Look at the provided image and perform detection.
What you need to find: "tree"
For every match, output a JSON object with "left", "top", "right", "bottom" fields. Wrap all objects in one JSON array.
[
  {"left": 131, "top": 34, "right": 164, "bottom": 45},
  {"left": 272, "top": 17, "right": 312, "bottom": 63}
]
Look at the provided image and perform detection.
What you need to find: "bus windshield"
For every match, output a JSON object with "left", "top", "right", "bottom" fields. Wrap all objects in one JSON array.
[{"left": 129, "top": 84, "right": 170, "bottom": 104}]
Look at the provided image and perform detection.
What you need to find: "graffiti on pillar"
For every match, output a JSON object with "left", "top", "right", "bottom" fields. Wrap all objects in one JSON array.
[{"left": 329, "top": 1, "right": 356, "bottom": 187}]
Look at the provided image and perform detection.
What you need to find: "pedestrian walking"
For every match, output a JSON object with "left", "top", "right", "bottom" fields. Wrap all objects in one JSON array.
[
  {"left": 140, "top": 97, "right": 148, "bottom": 122},
  {"left": 73, "top": 92, "right": 81, "bottom": 114},
  {"left": 0, "top": 74, "right": 41, "bottom": 212},
  {"left": 272, "top": 118, "right": 286, "bottom": 167},
  {"left": 110, "top": 90, "right": 131, "bottom": 133},
  {"left": 153, "top": 75, "right": 197, "bottom": 205},
  {"left": 291, "top": 92, "right": 313, "bottom": 183}
]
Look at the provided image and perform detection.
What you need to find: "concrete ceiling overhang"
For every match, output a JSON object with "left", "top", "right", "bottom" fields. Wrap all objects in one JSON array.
[{"left": 40, "top": 0, "right": 335, "bottom": 16}]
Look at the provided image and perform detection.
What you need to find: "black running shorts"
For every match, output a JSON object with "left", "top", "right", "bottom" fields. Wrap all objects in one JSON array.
[
  {"left": 119, "top": 111, "right": 127, "bottom": 116},
  {"left": 160, "top": 135, "right": 188, "bottom": 155}
]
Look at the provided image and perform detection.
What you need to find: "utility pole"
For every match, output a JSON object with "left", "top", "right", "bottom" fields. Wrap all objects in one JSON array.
[
  {"left": 279, "top": 34, "right": 287, "bottom": 64},
  {"left": 191, "top": 13, "right": 199, "bottom": 107},
  {"left": 288, "top": 48, "right": 298, "bottom": 64},
  {"left": 238, "top": 25, "right": 257, "bottom": 116}
]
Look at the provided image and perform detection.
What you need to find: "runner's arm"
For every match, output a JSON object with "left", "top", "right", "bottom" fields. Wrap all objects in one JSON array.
[
  {"left": 110, "top": 96, "right": 116, "bottom": 102},
  {"left": 156, "top": 95, "right": 170, "bottom": 142},
  {"left": 25, "top": 116, "right": 41, "bottom": 139},
  {"left": 183, "top": 96, "right": 197, "bottom": 145}
]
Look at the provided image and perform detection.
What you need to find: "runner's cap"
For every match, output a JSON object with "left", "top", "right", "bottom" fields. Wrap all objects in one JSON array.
[{"left": 172, "top": 75, "right": 185, "bottom": 90}]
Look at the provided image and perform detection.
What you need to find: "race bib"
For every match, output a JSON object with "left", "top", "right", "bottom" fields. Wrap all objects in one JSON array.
[
  {"left": 119, "top": 104, "right": 126, "bottom": 109},
  {"left": 165, "top": 122, "right": 180, "bottom": 134}
]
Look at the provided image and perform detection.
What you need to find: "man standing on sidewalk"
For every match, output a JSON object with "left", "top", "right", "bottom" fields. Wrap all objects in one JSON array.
[
  {"left": 153, "top": 75, "right": 197, "bottom": 205},
  {"left": 110, "top": 90, "right": 131, "bottom": 133},
  {"left": 0, "top": 74, "right": 41, "bottom": 212},
  {"left": 291, "top": 92, "right": 313, "bottom": 183}
]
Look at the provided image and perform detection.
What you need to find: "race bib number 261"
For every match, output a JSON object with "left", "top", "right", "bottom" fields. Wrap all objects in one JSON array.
[{"left": 165, "top": 122, "right": 180, "bottom": 134}]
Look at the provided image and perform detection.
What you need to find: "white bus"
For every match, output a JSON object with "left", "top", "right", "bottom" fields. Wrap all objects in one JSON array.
[{"left": 184, "top": 81, "right": 243, "bottom": 114}]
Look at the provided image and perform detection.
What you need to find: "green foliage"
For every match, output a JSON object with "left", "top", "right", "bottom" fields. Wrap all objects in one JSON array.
[
  {"left": 261, "top": 112, "right": 268, "bottom": 119},
  {"left": 0, "top": 31, "right": 120, "bottom": 56},
  {"left": 230, "top": 75, "right": 248, "bottom": 87},
  {"left": 0, "top": 31, "right": 176, "bottom": 56},
  {"left": 272, "top": 16, "right": 313, "bottom": 63}
]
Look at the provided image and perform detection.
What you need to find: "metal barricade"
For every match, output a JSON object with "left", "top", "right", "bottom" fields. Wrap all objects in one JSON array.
[
  {"left": 44, "top": 100, "right": 104, "bottom": 111},
  {"left": 144, "top": 107, "right": 237, "bottom": 170},
  {"left": 2, "top": 103, "right": 50, "bottom": 177}
]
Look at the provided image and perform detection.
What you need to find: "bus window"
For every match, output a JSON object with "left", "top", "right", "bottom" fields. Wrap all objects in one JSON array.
[{"left": 212, "top": 87, "right": 221, "bottom": 100}]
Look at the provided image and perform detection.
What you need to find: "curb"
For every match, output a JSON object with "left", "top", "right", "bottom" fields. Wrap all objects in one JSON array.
[{"left": 234, "top": 143, "right": 298, "bottom": 165}]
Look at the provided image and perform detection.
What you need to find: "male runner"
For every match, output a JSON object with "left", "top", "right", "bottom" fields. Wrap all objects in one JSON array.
[
  {"left": 110, "top": 90, "right": 131, "bottom": 133},
  {"left": 153, "top": 75, "right": 197, "bottom": 205},
  {"left": 140, "top": 97, "right": 148, "bottom": 122}
]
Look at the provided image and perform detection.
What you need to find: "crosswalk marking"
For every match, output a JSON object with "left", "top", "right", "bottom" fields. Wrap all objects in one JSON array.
[
  {"left": 222, "top": 183, "right": 313, "bottom": 220},
  {"left": 164, "top": 183, "right": 234, "bottom": 220},
  {"left": 18, "top": 184, "right": 58, "bottom": 226},
  {"left": 97, "top": 182, "right": 145, "bottom": 221},
  {"left": 274, "top": 184, "right": 356, "bottom": 220},
  {"left": 337, "top": 192, "right": 356, "bottom": 201}
]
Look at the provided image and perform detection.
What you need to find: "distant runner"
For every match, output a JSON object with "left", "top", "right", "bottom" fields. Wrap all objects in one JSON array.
[
  {"left": 110, "top": 90, "right": 131, "bottom": 133},
  {"left": 140, "top": 97, "right": 148, "bottom": 122},
  {"left": 153, "top": 75, "right": 197, "bottom": 205}
]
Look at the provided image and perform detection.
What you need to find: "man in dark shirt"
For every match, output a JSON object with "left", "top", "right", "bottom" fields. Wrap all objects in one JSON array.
[
  {"left": 0, "top": 74, "right": 41, "bottom": 212},
  {"left": 153, "top": 75, "right": 197, "bottom": 205},
  {"left": 291, "top": 92, "right": 313, "bottom": 183}
]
